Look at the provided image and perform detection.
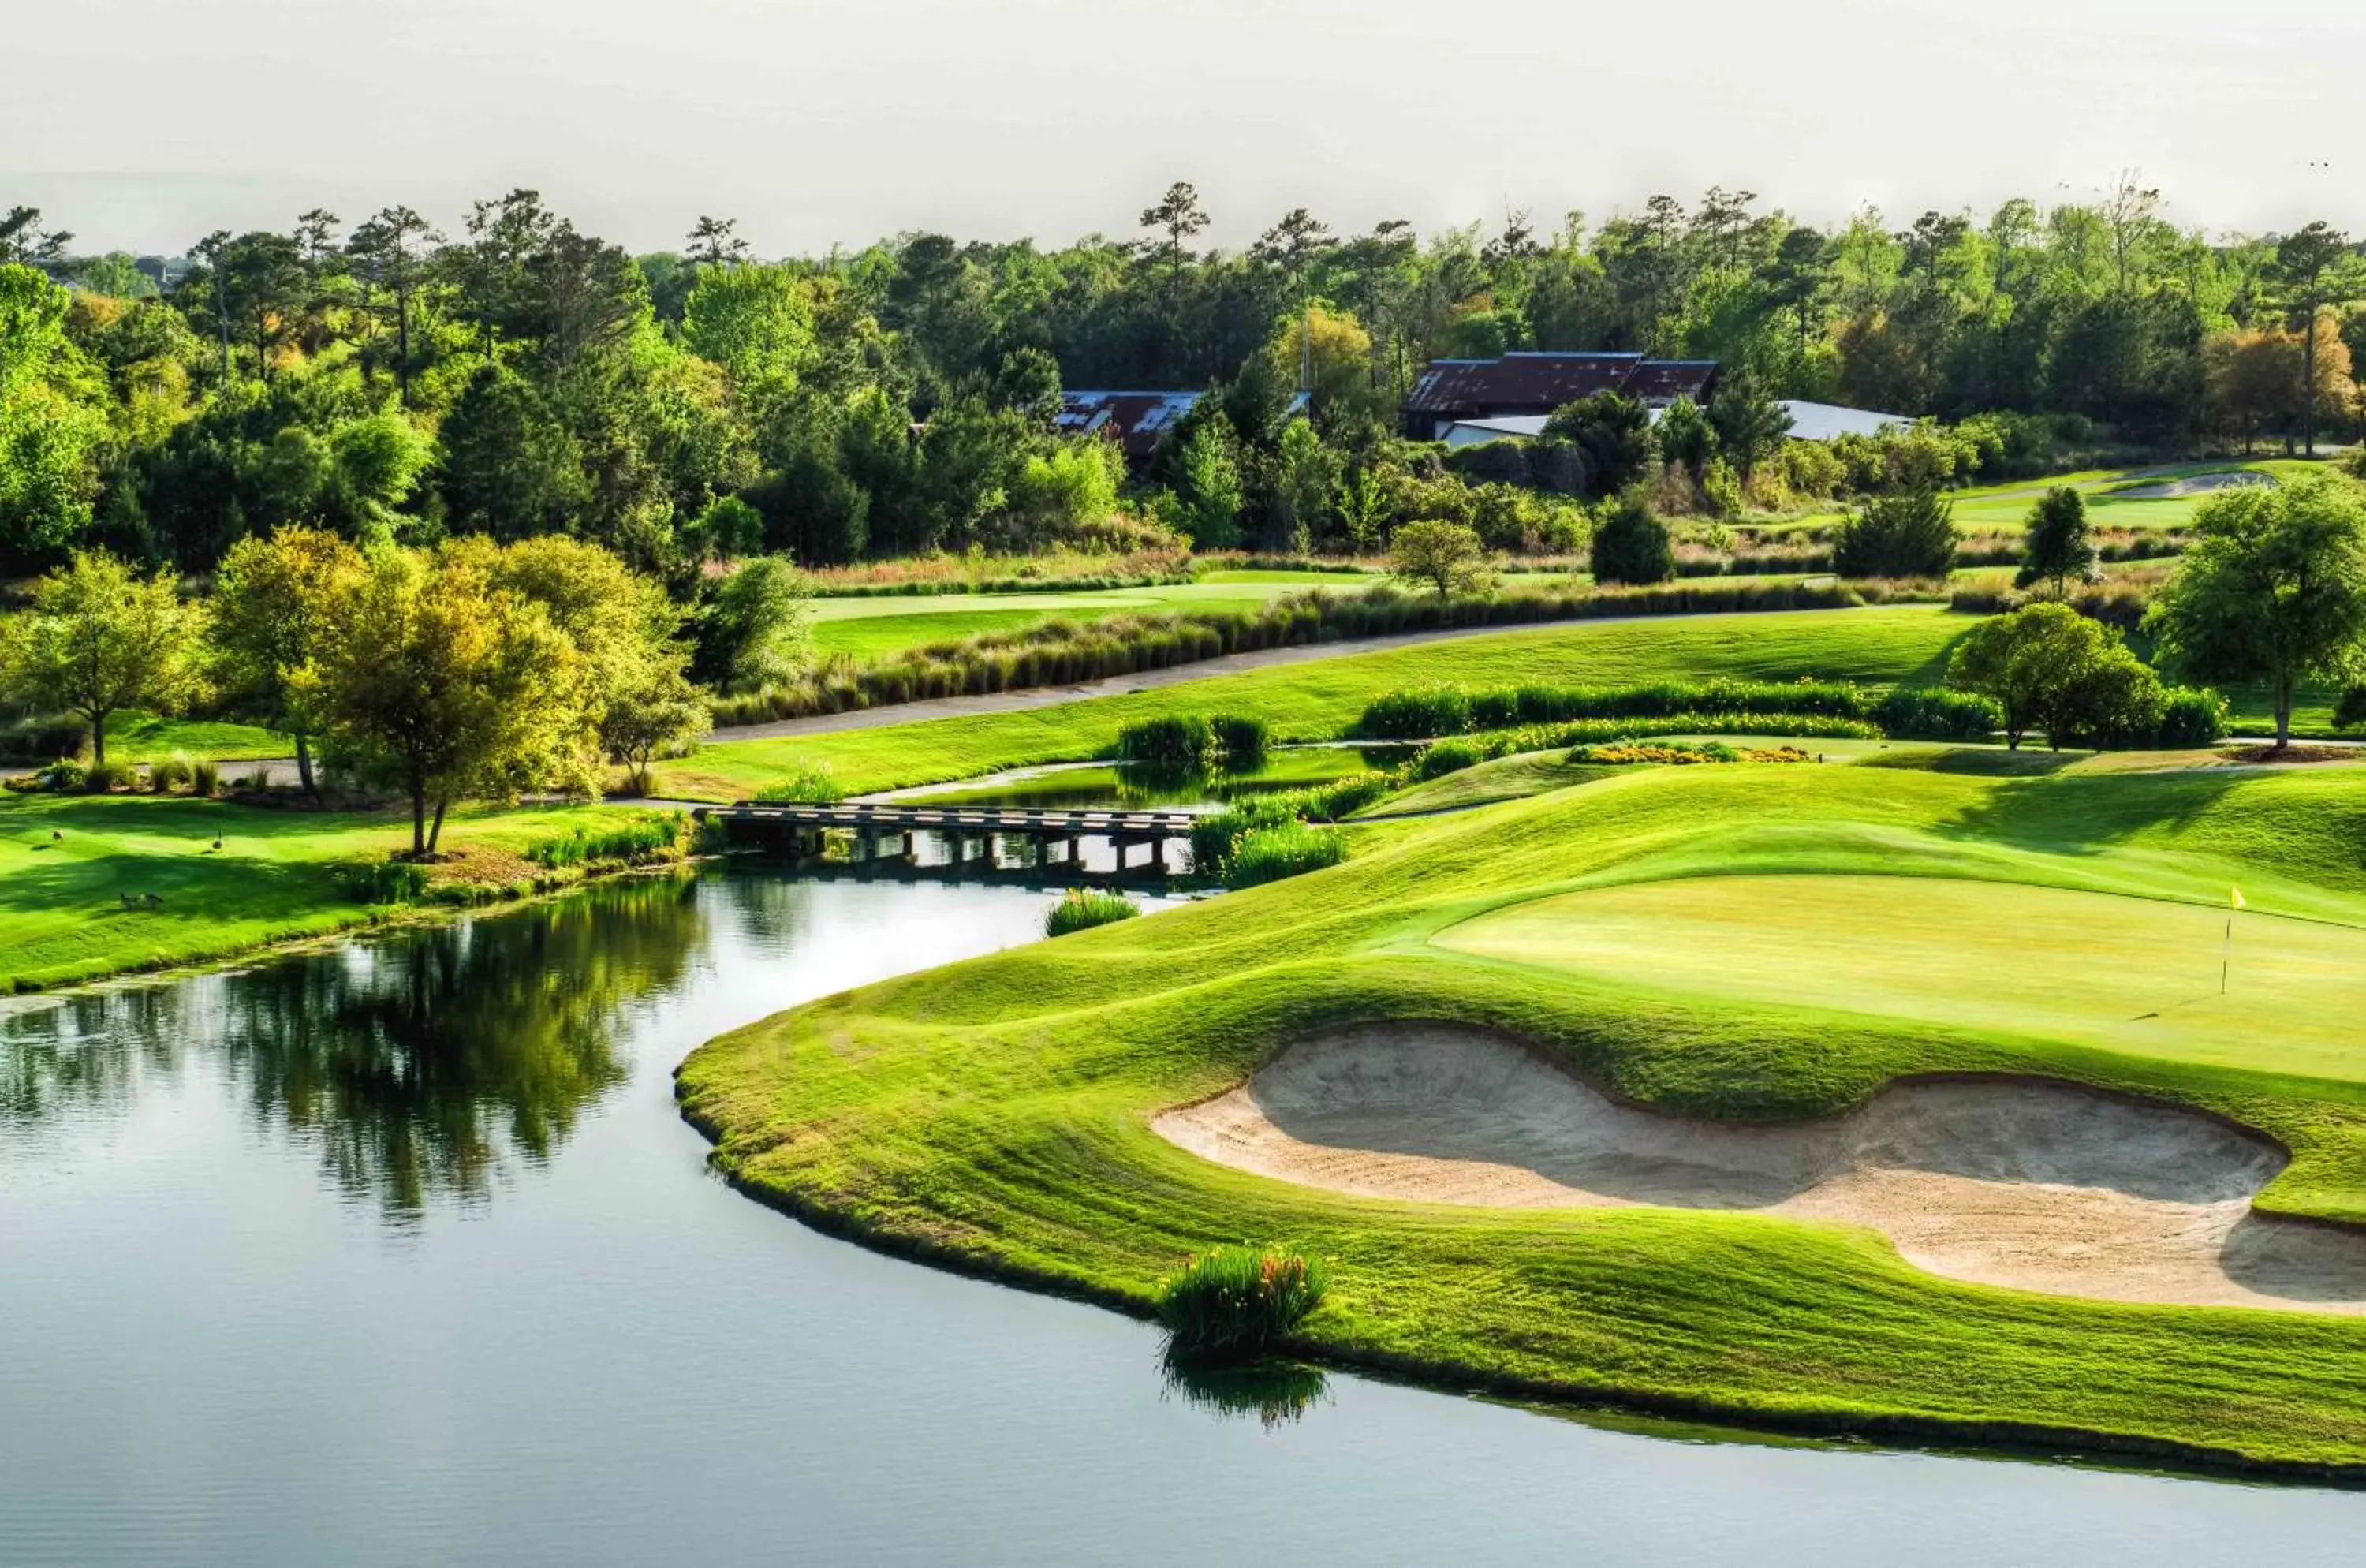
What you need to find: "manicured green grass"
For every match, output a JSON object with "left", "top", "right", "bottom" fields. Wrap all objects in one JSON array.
[
  {"left": 0, "top": 793, "right": 651, "bottom": 991},
  {"left": 1, "top": 710, "right": 290, "bottom": 765},
  {"left": 1442, "top": 874, "right": 2366, "bottom": 1080},
  {"left": 808, "top": 572, "right": 1382, "bottom": 661},
  {"left": 668, "top": 607, "right": 1970, "bottom": 800},
  {"left": 679, "top": 759, "right": 2366, "bottom": 1474}
]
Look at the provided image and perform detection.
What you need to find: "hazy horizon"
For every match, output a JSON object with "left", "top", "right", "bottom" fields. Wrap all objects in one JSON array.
[{"left": 9, "top": 0, "right": 2360, "bottom": 256}]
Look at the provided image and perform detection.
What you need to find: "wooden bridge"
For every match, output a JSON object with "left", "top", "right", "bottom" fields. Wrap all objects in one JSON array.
[{"left": 696, "top": 801, "right": 1203, "bottom": 875}]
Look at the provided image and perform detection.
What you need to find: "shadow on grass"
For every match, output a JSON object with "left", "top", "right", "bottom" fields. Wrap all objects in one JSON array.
[{"left": 1934, "top": 767, "right": 2253, "bottom": 859}]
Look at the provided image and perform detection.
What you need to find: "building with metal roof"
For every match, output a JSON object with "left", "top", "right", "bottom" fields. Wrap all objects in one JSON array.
[
  {"left": 1058, "top": 390, "right": 1310, "bottom": 465},
  {"left": 1402, "top": 352, "right": 1719, "bottom": 439}
]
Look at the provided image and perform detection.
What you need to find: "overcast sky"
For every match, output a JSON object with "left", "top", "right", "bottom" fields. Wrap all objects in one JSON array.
[{"left": 8, "top": 0, "right": 2358, "bottom": 256}]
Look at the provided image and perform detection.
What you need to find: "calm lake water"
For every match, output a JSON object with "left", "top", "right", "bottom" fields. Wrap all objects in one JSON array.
[{"left": 2, "top": 867, "right": 2359, "bottom": 1566}]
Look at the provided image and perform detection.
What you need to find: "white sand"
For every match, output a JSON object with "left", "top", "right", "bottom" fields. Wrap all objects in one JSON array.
[
  {"left": 1155, "top": 1025, "right": 2366, "bottom": 1312},
  {"left": 2111, "top": 470, "right": 2277, "bottom": 501}
]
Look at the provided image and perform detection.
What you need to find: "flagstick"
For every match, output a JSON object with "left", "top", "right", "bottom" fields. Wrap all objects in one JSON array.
[{"left": 2221, "top": 914, "right": 2233, "bottom": 996}]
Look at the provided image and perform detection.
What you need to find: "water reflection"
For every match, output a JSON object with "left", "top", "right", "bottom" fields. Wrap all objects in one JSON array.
[
  {"left": 2, "top": 872, "right": 707, "bottom": 1220},
  {"left": 1159, "top": 1350, "right": 1334, "bottom": 1431}
]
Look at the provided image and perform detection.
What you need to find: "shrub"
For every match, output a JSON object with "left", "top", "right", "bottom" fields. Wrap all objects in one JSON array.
[
  {"left": 1227, "top": 823, "right": 1346, "bottom": 887},
  {"left": 147, "top": 752, "right": 194, "bottom": 793},
  {"left": 751, "top": 767, "right": 845, "bottom": 804},
  {"left": 1588, "top": 492, "right": 1676, "bottom": 585},
  {"left": 1873, "top": 687, "right": 2004, "bottom": 740},
  {"left": 35, "top": 758, "right": 88, "bottom": 792},
  {"left": 189, "top": 760, "right": 220, "bottom": 797},
  {"left": 84, "top": 760, "right": 136, "bottom": 793},
  {"left": 342, "top": 858, "right": 431, "bottom": 904},
  {"left": 2155, "top": 685, "right": 2230, "bottom": 748},
  {"left": 1044, "top": 888, "right": 1141, "bottom": 938},
  {"left": 1387, "top": 520, "right": 1495, "bottom": 597},
  {"left": 1834, "top": 487, "right": 1957, "bottom": 578},
  {"left": 1361, "top": 685, "right": 1473, "bottom": 739},
  {"left": 1413, "top": 738, "right": 1485, "bottom": 780},
  {"left": 1209, "top": 714, "right": 1269, "bottom": 771},
  {"left": 1118, "top": 714, "right": 1218, "bottom": 772},
  {"left": 1156, "top": 1245, "right": 1328, "bottom": 1359},
  {"left": 524, "top": 813, "right": 687, "bottom": 869}
]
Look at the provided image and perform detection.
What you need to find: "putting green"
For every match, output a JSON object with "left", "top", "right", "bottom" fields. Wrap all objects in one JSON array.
[{"left": 1437, "top": 875, "right": 2366, "bottom": 1079}]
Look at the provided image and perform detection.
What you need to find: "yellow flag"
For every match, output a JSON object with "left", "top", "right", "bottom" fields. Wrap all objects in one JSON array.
[{"left": 2231, "top": 887, "right": 2246, "bottom": 910}]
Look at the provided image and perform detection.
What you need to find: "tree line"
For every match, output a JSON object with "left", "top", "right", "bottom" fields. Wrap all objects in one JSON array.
[{"left": 3, "top": 179, "right": 2363, "bottom": 584}]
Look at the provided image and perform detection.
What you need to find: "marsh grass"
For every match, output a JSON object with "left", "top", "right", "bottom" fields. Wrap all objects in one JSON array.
[
  {"left": 1226, "top": 823, "right": 1346, "bottom": 887},
  {"left": 1157, "top": 1245, "right": 1328, "bottom": 1359},
  {"left": 1045, "top": 888, "right": 1141, "bottom": 938}
]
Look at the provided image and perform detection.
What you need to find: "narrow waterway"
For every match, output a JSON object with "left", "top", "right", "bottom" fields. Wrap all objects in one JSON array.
[{"left": 1, "top": 867, "right": 2357, "bottom": 1566}]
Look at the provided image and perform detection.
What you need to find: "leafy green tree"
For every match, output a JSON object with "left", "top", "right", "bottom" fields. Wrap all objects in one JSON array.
[
  {"left": 1950, "top": 602, "right": 2164, "bottom": 750},
  {"left": 209, "top": 527, "right": 364, "bottom": 794},
  {"left": 1833, "top": 486, "right": 1956, "bottom": 578},
  {"left": 1268, "top": 417, "right": 1339, "bottom": 553},
  {"left": 684, "top": 263, "right": 815, "bottom": 388},
  {"left": 1654, "top": 396, "right": 1715, "bottom": 479},
  {"left": 0, "top": 264, "right": 110, "bottom": 566},
  {"left": 1334, "top": 463, "right": 1389, "bottom": 552},
  {"left": 2272, "top": 222, "right": 2355, "bottom": 456},
  {"left": 1588, "top": 491, "right": 1676, "bottom": 584},
  {"left": 685, "top": 215, "right": 749, "bottom": 270},
  {"left": 692, "top": 554, "right": 813, "bottom": 693},
  {"left": 345, "top": 206, "right": 441, "bottom": 408},
  {"left": 215, "top": 230, "right": 308, "bottom": 380},
  {"left": 0, "top": 207, "right": 72, "bottom": 267},
  {"left": 2, "top": 549, "right": 203, "bottom": 765},
  {"left": 437, "top": 364, "right": 588, "bottom": 539},
  {"left": 1706, "top": 370, "right": 1793, "bottom": 486},
  {"left": 315, "top": 543, "right": 592, "bottom": 857},
  {"left": 1386, "top": 519, "right": 1492, "bottom": 597},
  {"left": 1174, "top": 417, "right": 1245, "bottom": 548},
  {"left": 1543, "top": 391, "right": 1654, "bottom": 498},
  {"left": 2016, "top": 486, "right": 2099, "bottom": 595},
  {"left": 2148, "top": 472, "right": 2366, "bottom": 748}
]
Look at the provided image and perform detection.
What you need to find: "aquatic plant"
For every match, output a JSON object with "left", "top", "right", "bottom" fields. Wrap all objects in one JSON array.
[
  {"left": 1045, "top": 888, "right": 1141, "bottom": 938},
  {"left": 1157, "top": 1245, "right": 1328, "bottom": 1359}
]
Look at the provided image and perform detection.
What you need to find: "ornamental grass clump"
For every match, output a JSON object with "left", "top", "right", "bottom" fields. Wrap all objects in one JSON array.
[
  {"left": 1044, "top": 888, "right": 1140, "bottom": 938},
  {"left": 1226, "top": 823, "right": 1346, "bottom": 888},
  {"left": 1209, "top": 714, "right": 1269, "bottom": 770},
  {"left": 1116, "top": 714, "right": 1218, "bottom": 772},
  {"left": 1156, "top": 1245, "right": 1327, "bottom": 1360}
]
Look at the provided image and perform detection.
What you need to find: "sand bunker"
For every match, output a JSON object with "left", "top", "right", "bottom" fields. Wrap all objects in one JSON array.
[
  {"left": 2110, "top": 469, "right": 2276, "bottom": 501},
  {"left": 1155, "top": 1026, "right": 2366, "bottom": 1312}
]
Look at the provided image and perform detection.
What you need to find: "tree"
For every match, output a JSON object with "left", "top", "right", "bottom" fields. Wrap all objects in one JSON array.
[
  {"left": 1588, "top": 491, "right": 1675, "bottom": 585},
  {"left": 686, "top": 215, "right": 750, "bottom": 270},
  {"left": 1833, "top": 486, "right": 1956, "bottom": 578},
  {"left": 2272, "top": 222, "right": 2355, "bottom": 456},
  {"left": 601, "top": 658, "right": 709, "bottom": 794},
  {"left": 1543, "top": 391, "right": 1654, "bottom": 498},
  {"left": 1174, "top": 418, "right": 1245, "bottom": 548},
  {"left": 1949, "top": 602, "right": 2163, "bottom": 751},
  {"left": 2148, "top": 472, "right": 2366, "bottom": 749},
  {"left": 2016, "top": 487, "right": 2099, "bottom": 595},
  {"left": 346, "top": 206, "right": 442, "bottom": 408},
  {"left": 2, "top": 550, "right": 202, "bottom": 765},
  {"left": 1140, "top": 181, "right": 1210, "bottom": 278},
  {"left": 0, "top": 263, "right": 110, "bottom": 566},
  {"left": 437, "top": 364, "right": 589, "bottom": 538},
  {"left": 314, "top": 544, "right": 591, "bottom": 857},
  {"left": 1654, "top": 396, "right": 1715, "bottom": 479},
  {"left": 1387, "top": 520, "right": 1492, "bottom": 597},
  {"left": 1706, "top": 370, "right": 1793, "bottom": 486},
  {"left": 209, "top": 527, "right": 364, "bottom": 795},
  {"left": 1268, "top": 417, "right": 1338, "bottom": 553},
  {"left": 215, "top": 230, "right": 308, "bottom": 380},
  {"left": 0, "top": 207, "right": 72, "bottom": 268},
  {"left": 692, "top": 554, "right": 813, "bottom": 693}
]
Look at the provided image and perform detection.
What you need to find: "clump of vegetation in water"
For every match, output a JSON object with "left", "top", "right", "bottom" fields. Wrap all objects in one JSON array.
[
  {"left": 1117, "top": 714, "right": 1217, "bottom": 772},
  {"left": 1157, "top": 1245, "right": 1327, "bottom": 1359},
  {"left": 751, "top": 767, "right": 845, "bottom": 804},
  {"left": 1226, "top": 823, "right": 1346, "bottom": 887},
  {"left": 1209, "top": 714, "right": 1269, "bottom": 771},
  {"left": 1045, "top": 888, "right": 1140, "bottom": 937},
  {"left": 524, "top": 812, "right": 687, "bottom": 869}
]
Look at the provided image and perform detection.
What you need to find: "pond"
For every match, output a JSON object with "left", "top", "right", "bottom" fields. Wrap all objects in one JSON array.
[{"left": 1, "top": 868, "right": 2358, "bottom": 1566}]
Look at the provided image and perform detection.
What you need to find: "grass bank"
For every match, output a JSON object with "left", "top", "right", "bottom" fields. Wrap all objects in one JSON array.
[
  {"left": 667, "top": 606, "right": 1969, "bottom": 799},
  {"left": 0, "top": 793, "right": 690, "bottom": 992},
  {"left": 679, "top": 759, "right": 2366, "bottom": 1477}
]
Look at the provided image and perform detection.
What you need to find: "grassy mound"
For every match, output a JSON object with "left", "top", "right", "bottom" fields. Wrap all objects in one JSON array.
[{"left": 678, "top": 758, "right": 2366, "bottom": 1477}]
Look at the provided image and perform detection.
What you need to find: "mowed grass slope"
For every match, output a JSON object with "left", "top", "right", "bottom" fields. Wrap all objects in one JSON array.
[
  {"left": 0, "top": 793, "right": 644, "bottom": 991},
  {"left": 667, "top": 605, "right": 1968, "bottom": 799},
  {"left": 680, "top": 760, "right": 2366, "bottom": 1473}
]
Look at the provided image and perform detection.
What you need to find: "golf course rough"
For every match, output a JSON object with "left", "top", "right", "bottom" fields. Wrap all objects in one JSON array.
[{"left": 678, "top": 759, "right": 2366, "bottom": 1478}]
